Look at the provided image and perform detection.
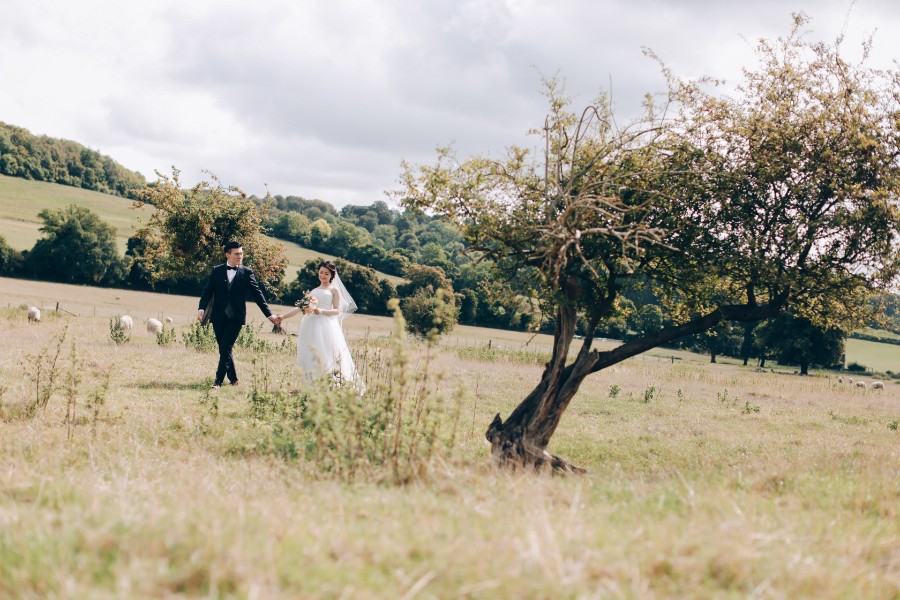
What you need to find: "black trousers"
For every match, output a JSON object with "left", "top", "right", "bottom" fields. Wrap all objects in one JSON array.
[{"left": 212, "top": 318, "right": 243, "bottom": 384}]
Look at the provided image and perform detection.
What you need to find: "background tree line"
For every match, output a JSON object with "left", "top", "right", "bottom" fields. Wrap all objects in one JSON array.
[
  {"left": 0, "top": 169, "right": 896, "bottom": 363},
  {"left": 0, "top": 122, "right": 146, "bottom": 198},
  {"left": 254, "top": 194, "right": 531, "bottom": 331}
]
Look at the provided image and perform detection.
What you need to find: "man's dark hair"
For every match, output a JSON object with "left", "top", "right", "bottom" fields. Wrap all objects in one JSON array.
[{"left": 223, "top": 241, "right": 242, "bottom": 253}]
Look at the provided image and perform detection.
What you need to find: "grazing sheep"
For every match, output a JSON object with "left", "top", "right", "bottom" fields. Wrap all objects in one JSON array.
[
  {"left": 119, "top": 315, "right": 134, "bottom": 331},
  {"left": 164, "top": 316, "right": 174, "bottom": 324},
  {"left": 871, "top": 381, "right": 884, "bottom": 390},
  {"left": 27, "top": 306, "right": 41, "bottom": 322},
  {"left": 146, "top": 318, "right": 163, "bottom": 334},
  {"left": 855, "top": 381, "right": 866, "bottom": 389},
  {"left": 848, "top": 377, "right": 854, "bottom": 384},
  {"left": 838, "top": 376, "right": 844, "bottom": 383}
]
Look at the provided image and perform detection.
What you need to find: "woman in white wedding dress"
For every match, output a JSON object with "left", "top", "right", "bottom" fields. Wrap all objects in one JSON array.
[{"left": 277, "top": 261, "right": 360, "bottom": 385}]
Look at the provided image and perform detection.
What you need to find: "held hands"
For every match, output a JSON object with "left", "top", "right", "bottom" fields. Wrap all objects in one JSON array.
[{"left": 268, "top": 315, "right": 282, "bottom": 325}]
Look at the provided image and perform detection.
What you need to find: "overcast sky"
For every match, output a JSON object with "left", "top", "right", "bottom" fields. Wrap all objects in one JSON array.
[{"left": 1, "top": 0, "right": 897, "bottom": 208}]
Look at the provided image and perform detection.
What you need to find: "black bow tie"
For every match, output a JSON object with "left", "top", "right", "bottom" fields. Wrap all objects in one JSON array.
[{"left": 226, "top": 265, "right": 238, "bottom": 271}]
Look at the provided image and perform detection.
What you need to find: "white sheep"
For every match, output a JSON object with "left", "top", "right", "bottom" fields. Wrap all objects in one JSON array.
[
  {"left": 848, "top": 377, "right": 854, "bottom": 384},
  {"left": 146, "top": 318, "right": 163, "bottom": 334},
  {"left": 855, "top": 381, "right": 867, "bottom": 389},
  {"left": 838, "top": 376, "right": 844, "bottom": 383},
  {"left": 871, "top": 381, "right": 884, "bottom": 390},
  {"left": 119, "top": 315, "right": 134, "bottom": 331},
  {"left": 27, "top": 306, "right": 41, "bottom": 322},
  {"left": 164, "top": 317, "right": 174, "bottom": 324}
]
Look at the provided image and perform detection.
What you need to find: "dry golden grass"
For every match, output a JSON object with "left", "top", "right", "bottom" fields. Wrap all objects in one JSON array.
[{"left": 1, "top": 277, "right": 898, "bottom": 598}]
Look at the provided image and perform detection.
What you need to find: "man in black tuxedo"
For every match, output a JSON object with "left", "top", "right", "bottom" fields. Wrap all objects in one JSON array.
[{"left": 197, "top": 241, "right": 281, "bottom": 389}]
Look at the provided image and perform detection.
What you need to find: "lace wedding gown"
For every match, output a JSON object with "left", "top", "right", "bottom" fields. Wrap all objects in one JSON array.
[{"left": 296, "top": 287, "right": 359, "bottom": 384}]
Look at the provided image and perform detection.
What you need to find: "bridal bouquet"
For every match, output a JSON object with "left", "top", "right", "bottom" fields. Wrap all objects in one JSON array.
[{"left": 296, "top": 290, "right": 317, "bottom": 314}]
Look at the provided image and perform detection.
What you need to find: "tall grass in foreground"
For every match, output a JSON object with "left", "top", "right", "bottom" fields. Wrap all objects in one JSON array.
[
  {"left": 0, "top": 294, "right": 897, "bottom": 598},
  {"left": 232, "top": 301, "right": 462, "bottom": 484}
]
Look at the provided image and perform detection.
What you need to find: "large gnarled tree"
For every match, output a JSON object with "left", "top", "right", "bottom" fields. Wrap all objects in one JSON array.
[{"left": 397, "top": 16, "right": 900, "bottom": 471}]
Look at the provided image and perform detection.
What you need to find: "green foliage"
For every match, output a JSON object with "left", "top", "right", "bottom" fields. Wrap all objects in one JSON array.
[
  {"left": 399, "top": 263, "right": 452, "bottom": 297},
  {"left": 86, "top": 369, "right": 112, "bottom": 436},
  {"left": 397, "top": 16, "right": 900, "bottom": 361},
  {"left": 758, "top": 314, "right": 845, "bottom": 374},
  {"left": 333, "top": 259, "right": 395, "bottom": 316},
  {"left": 743, "top": 401, "right": 761, "bottom": 414},
  {"left": 626, "top": 305, "right": 664, "bottom": 338},
  {"left": 0, "top": 234, "right": 23, "bottom": 274},
  {"left": 640, "top": 386, "right": 657, "bottom": 404},
  {"left": 20, "top": 325, "right": 68, "bottom": 417},
  {"left": 828, "top": 411, "right": 868, "bottom": 426},
  {"left": 238, "top": 300, "right": 461, "bottom": 484},
  {"left": 155, "top": 326, "right": 177, "bottom": 347},
  {"left": 889, "top": 420, "right": 898, "bottom": 431},
  {"left": 108, "top": 317, "right": 130, "bottom": 345},
  {"left": 133, "top": 169, "right": 286, "bottom": 293},
  {"left": 608, "top": 384, "right": 620, "bottom": 398},
  {"left": 846, "top": 362, "right": 867, "bottom": 373},
  {"left": 307, "top": 218, "right": 332, "bottom": 248},
  {"left": 235, "top": 324, "right": 292, "bottom": 354},
  {"left": 0, "top": 121, "right": 146, "bottom": 197},
  {"left": 401, "top": 287, "right": 459, "bottom": 340},
  {"left": 25, "top": 204, "right": 126, "bottom": 285},
  {"left": 181, "top": 322, "right": 217, "bottom": 353},
  {"left": 453, "top": 344, "right": 549, "bottom": 366},
  {"left": 281, "top": 258, "right": 396, "bottom": 317},
  {"left": 397, "top": 263, "right": 460, "bottom": 339}
]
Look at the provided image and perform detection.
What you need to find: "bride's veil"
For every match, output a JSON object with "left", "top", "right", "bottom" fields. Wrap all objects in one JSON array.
[{"left": 332, "top": 271, "right": 357, "bottom": 324}]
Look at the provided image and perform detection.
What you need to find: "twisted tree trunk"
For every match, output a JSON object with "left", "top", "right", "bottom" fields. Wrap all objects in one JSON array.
[{"left": 485, "top": 294, "right": 788, "bottom": 472}]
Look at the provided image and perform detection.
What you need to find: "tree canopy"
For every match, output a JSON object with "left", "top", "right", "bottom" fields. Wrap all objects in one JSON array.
[
  {"left": 132, "top": 169, "right": 287, "bottom": 292},
  {"left": 397, "top": 16, "right": 900, "bottom": 470},
  {"left": 0, "top": 122, "right": 146, "bottom": 197},
  {"left": 25, "top": 204, "right": 126, "bottom": 285}
]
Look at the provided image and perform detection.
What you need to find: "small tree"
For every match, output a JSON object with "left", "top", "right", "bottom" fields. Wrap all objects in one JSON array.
[
  {"left": 26, "top": 204, "right": 125, "bottom": 285},
  {"left": 132, "top": 169, "right": 286, "bottom": 292},
  {"left": 402, "top": 287, "right": 459, "bottom": 340},
  {"left": 398, "top": 263, "right": 459, "bottom": 339},
  {"left": 756, "top": 314, "right": 845, "bottom": 375},
  {"left": 0, "top": 234, "right": 23, "bottom": 275},
  {"left": 397, "top": 17, "right": 900, "bottom": 470}
]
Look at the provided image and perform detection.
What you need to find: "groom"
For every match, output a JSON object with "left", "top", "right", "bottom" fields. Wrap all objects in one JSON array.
[{"left": 198, "top": 241, "right": 280, "bottom": 389}]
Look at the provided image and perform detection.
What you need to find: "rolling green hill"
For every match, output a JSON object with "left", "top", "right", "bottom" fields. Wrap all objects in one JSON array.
[{"left": 0, "top": 173, "right": 403, "bottom": 284}]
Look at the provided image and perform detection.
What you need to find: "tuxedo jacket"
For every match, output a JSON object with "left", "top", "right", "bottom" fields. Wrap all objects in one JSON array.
[{"left": 198, "top": 264, "right": 273, "bottom": 326}]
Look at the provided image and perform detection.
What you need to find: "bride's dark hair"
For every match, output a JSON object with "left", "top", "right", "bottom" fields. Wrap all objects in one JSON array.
[{"left": 318, "top": 261, "right": 337, "bottom": 282}]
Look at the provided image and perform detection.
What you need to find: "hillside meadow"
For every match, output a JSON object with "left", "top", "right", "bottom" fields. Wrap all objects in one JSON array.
[
  {"left": 0, "top": 174, "right": 404, "bottom": 285},
  {"left": 1, "top": 277, "right": 898, "bottom": 598}
]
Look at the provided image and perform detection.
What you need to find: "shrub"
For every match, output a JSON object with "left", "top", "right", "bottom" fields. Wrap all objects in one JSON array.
[
  {"left": 156, "top": 325, "right": 177, "bottom": 346},
  {"left": 238, "top": 299, "right": 462, "bottom": 484},
  {"left": 182, "top": 322, "right": 217, "bottom": 353},
  {"left": 236, "top": 323, "right": 292, "bottom": 354},
  {"left": 108, "top": 317, "right": 130, "bottom": 345},
  {"left": 401, "top": 287, "right": 459, "bottom": 340}
]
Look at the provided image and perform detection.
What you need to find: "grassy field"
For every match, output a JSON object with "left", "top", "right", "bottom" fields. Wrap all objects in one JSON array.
[
  {"left": 846, "top": 337, "right": 900, "bottom": 374},
  {"left": 0, "top": 173, "right": 143, "bottom": 253},
  {"left": 0, "top": 174, "right": 404, "bottom": 285},
  {"left": 1, "top": 277, "right": 898, "bottom": 598}
]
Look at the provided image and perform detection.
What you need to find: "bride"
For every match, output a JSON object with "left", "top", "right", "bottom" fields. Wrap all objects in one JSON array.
[{"left": 278, "top": 261, "right": 360, "bottom": 385}]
